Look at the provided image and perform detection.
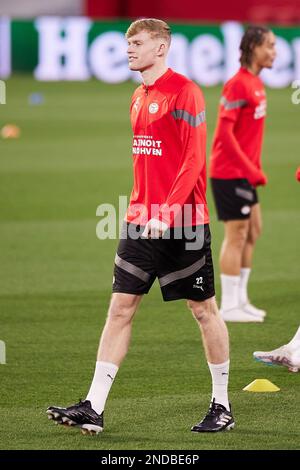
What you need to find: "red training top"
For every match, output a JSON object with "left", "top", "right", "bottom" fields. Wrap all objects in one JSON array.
[
  {"left": 210, "top": 67, "right": 267, "bottom": 187},
  {"left": 126, "top": 68, "right": 208, "bottom": 228}
]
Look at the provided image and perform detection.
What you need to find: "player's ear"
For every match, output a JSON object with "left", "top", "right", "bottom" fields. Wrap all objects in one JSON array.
[{"left": 157, "top": 42, "right": 166, "bottom": 57}]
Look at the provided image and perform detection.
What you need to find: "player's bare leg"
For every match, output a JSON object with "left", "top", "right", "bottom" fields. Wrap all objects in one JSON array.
[
  {"left": 188, "top": 296, "right": 229, "bottom": 364},
  {"left": 241, "top": 203, "right": 262, "bottom": 269},
  {"left": 188, "top": 297, "right": 235, "bottom": 432},
  {"left": 83, "top": 293, "right": 143, "bottom": 414},
  {"left": 219, "top": 220, "right": 261, "bottom": 321},
  {"left": 47, "top": 293, "right": 142, "bottom": 434},
  {"left": 239, "top": 203, "right": 266, "bottom": 317},
  {"left": 220, "top": 219, "right": 249, "bottom": 276},
  {"left": 97, "top": 293, "right": 143, "bottom": 365}
]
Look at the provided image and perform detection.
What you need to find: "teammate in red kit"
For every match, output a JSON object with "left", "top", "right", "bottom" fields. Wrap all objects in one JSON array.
[
  {"left": 47, "top": 19, "right": 234, "bottom": 434},
  {"left": 210, "top": 26, "right": 276, "bottom": 322}
]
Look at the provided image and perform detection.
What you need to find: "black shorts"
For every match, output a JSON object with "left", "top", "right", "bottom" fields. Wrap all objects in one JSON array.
[
  {"left": 112, "top": 223, "right": 215, "bottom": 302},
  {"left": 211, "top": 178, "right": 258, "bottom": 221}
]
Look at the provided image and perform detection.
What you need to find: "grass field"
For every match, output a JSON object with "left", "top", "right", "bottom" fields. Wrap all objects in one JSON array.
[{"left": 0, "top": 76, "right": 299, "bottom": 450}]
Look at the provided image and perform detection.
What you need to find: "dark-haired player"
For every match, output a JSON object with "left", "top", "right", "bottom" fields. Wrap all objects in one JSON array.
[{"left": 210, "top": 26, "right": 276, "bottom": 322}]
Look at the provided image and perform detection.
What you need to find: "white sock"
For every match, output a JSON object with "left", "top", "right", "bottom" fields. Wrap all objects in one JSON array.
[
  {"left": 208, "top": 360, "right": 230, "bottom": 411},
  {"left": 239, "top": 268, "right": 251, "bottom": 305},
  {"left": 220, "top": 274, "right": 240, "bottom": 310},
  {"left": 86, "top": 361, "right": 119, "bottom": 414},
  {"left": 288, "top": 326, "right": 300, "bottom": 347},
  {"left": 288, "top": 341, "right": 300, "bottom": 355}
]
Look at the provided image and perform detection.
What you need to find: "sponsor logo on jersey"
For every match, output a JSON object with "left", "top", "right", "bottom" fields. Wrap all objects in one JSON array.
[
  {"left": 254, "top": 90, "right": 266, "bottom": 97},
  {"left": 132, "top": 135, "right": 163, "bottom": 156},
  {"left": 254, "top": 99, "right": 267, "bottom": 119}
]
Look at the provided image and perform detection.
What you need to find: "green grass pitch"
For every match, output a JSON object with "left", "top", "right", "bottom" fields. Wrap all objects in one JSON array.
[{"left": 0, "top": 76, "right": 299, "bottom": 450}]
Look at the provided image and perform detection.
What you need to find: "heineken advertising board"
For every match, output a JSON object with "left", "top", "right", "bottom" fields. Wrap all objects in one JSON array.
[{"left": 0, "top": 17, "right": 299, "bottom": 87}]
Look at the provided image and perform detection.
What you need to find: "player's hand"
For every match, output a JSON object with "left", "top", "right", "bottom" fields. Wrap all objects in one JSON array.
[
  {"left": 251, "top": 170, "right": 268, "bottom": 187},
  {"left": 257, "top": 171, "right": 268, "bottom": 186},
  {"left": 296, "top": 167, "right": 300, "bottom": 182},
  {"left": 142, "top": 219, "right": 169, "bottom": 239}
]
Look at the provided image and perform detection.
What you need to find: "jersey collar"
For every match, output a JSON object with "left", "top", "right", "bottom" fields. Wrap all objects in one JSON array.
[
  {"left": 240, "top": 66, "right": 259, "bottom": 78},
  {"left": 142, "top": 68, "right": 174, "bottom": 92}
]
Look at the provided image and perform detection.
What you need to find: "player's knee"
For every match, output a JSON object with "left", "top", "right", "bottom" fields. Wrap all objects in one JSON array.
[
  {"left": 187, "top": 299, "right": 215, "bottom": 323},
  {"left": 229, "top": 224, "right": 248, "bottom": 249},
  {"left": 108, "top": 305, "right": 135, "bottom": 324},
  {"left": 248, "top": 221, "right": 262, "bottom": 243},
  {"left": 107, "top": 296, "right": 138, "bottom": 323}
]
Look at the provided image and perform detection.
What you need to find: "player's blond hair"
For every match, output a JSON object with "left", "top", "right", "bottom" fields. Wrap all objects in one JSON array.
[{"left": 126, "top": 18, "right": 171, "bottom": 45}]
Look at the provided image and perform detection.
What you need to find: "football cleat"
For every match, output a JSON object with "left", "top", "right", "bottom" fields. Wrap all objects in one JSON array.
[
  {"left": 241, "top": 302, "right": 266, "bottom": 319},
  {"left": 191, "top": 399, "right": 235, "bottom": 433},
  {"left": 46, "top": 399, "right": 103, "bottom": 435},
  {"left": 253, "top": 344, "right": 300, "bottom": 372},
  {"left": 220, "top": 307, "right": 264, "bottom": 322}
]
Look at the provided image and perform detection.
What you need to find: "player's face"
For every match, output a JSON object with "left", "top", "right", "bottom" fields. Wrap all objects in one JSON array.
[
  {"left": 252, "top": 31, "right": 276, "bottom": 69},
  {"left": 127, "top": 30, "right": 164, "bottom": 71}
]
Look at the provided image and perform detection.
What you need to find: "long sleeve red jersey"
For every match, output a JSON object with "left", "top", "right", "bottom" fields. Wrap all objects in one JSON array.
[
  {"left": 209, "top": 67, "right": 267, "bottom": 186},
  {"left": 126, "top": 68, "right": 209, "bottom": 228}
]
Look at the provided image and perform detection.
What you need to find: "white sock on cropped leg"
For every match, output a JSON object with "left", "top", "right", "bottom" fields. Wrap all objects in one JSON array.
[
  {"left": 208, "top": 360, "right": 230, "bottom": 411},
  {"left": 86, "top": 361, "right": 119, "bottom": 414},
  {"left": 239, "top": 268, "right": 251, "bottom": 305},
  {"left": 289, "top": 326, "right": 300, "bottom": 347},
  {"left": 220, "top": 274, "right": 240, "bottom": 310}
]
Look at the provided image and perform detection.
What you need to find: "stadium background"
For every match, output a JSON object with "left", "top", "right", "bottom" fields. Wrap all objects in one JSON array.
[{"left": 0, "top": 0, "right": 299, "bottom": 450}]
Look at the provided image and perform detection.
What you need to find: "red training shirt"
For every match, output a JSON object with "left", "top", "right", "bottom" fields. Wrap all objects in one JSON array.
[
  {"left": 126, "top": 68, "right": 208, "bottom": 227},
  {"left": 210, "top": 67, "right": 267, "bottom": 186}
]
